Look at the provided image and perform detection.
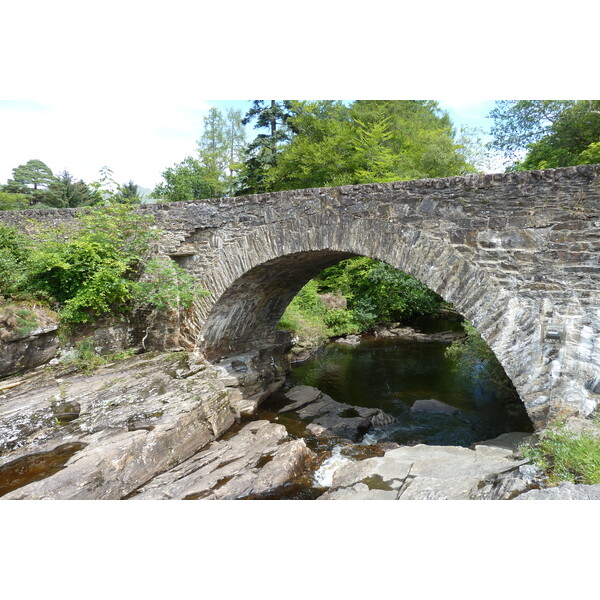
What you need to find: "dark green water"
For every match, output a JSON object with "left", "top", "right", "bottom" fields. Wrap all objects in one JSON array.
[{"left": 289, "top": 334, "right": 534, "bottom": 448}]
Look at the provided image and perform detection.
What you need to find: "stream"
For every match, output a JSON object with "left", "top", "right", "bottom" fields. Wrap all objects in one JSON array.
[{"left": 253, "top": 318, "right": 534, "bottom": 498}]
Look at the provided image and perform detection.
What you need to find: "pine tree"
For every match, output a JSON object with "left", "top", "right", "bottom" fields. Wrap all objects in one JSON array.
[
  {"left": 47, "top": 170, "right": 98, "bottom": 207},
  {"left": 3, "top": 159, "right": 56, "bottom": 205},
  {"left": 237, "top": 100, "right": 295, "bottom": 194}
]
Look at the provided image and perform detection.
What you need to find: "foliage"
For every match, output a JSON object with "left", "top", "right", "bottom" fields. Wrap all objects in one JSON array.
[
  {"left": 2, "top": 206, "right": 203, "bottom": 325},
  {"left": 445, "top": 320, "right": 516, "bottom": 394},
  {"left": 488, "top": 100, "right": 600, "bottom": 170},
  {"left": 278, "top": 258, "right": 444, "bottom": 342},
  {"left": 317, "top": 257, "right": 442, "bottom": 329},
  {"left": 88, "top": 166, "right": 119, "bottom": 203},
  {"left": 130, "top": 257, "right": 207, "bottom": 312},
  {"left": 263, "top": 100, "right": 475, "bottom": 192},
  {"left": 152, "top": 156, "right": 219, "bottom": 201},
  {"left": 2, "top": 159, "right": 56, "bottom": 205},
  {"left": 262, "top": 101, "right": 355, "bottom": 190},
  {"left": 65, "top": 339, "right": 137, "bottom": 374},
  {"left": 521, "top": 425, "right": 600, "bottom": 485},
  {"left": 0, "top": 224, "right": 29, "bottom": 294},
  {"left": 349, "top": 100, "right": 474, "bottom": 180},
  {"left": 114, "top": 180, "right": 142, "bottom": 204},
  {"left": 278, "top": 279, "right": 360, "bottom": 344},
  {"left": 237, "top": 100, "right": 295, "bottom": 194},
  {"left": 0, "top": 301, "right": 39, "bottom": 340},
  {"left": 46, "top": 170, "right": 99, "bottom": 208},
  {"left": 0, "top": 191, "right": 29, "bottom": 211}
]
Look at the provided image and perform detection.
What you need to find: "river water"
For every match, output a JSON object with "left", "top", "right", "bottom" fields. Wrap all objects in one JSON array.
[
  {"left": 289, "top": 334, "right": 533, "bottom": 448},
  {"left": 255, "top": 320, "right": 534, "bottom": 497}
]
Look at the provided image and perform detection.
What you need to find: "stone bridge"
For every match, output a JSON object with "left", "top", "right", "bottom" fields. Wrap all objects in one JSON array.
[{"left": 3, "top": 165, "right": 600, "bottom": 427}]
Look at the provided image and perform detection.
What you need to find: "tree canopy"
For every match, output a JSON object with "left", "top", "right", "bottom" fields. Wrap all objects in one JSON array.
[
  {"left": 488, "top": 100, "right": 600, "bottom": 170},
  {"left": 2, "top": 159, "right": 56, "bottom": 206}
]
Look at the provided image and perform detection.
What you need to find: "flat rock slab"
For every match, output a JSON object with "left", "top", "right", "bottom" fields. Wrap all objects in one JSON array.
[
  {"left": 0, "top": 349, "right": 283, "bottom": 500},
  {"left": 515, "top": 482, "right": 600, "bottom": 500},
  {"left": 279, "top": 386, "right": 396, "bottom": 442},
  {"left": 318, "top": 433, "right": 531, "bottom": 500},
  {"left": 131, "top": 420, "right": 313, "bottom": 500}
]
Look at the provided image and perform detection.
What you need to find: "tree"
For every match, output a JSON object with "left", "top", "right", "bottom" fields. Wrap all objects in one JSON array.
[
  {"left": 196, "top": 107, "right": 228, "bottom": 198},
  {"left": 224, "top": 107, "right": 246, "bottom": 191},
  {"left": 89, "top": 166, "right": 119, "bottom": 203},
  {"left": 237, "top": 100, "right": 295, "bottom": 194},
  {"left": 152, "top": 156, "right": 218, "bottom": 201},
  {"left": 352, "top": 117, "right": 398, "bottom": 183},
  {"left": 114, "top": 180, "right": 142, "bottom": 204},
  {"left": 265, "top": 100, "right": 475, "bottom": 191},
  {"left": 349, "top": 100, "right": 473, "bottom": 180},
  {"left": 2, "top": 159, "right": 56, "bottom": 205},
  {"left": 488, "top": 100, "right": 600, "bottom": 170},
  {"left": 264, "top": 100, "right": 355, "bottom": 190},
  {"left": 47, "top": 170, "right": 99, "bottom": 208}
]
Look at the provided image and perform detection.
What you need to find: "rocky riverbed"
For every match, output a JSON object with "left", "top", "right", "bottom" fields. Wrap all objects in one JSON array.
[{"left": 1, "top": 350, "right": 598, "bottom": 500}]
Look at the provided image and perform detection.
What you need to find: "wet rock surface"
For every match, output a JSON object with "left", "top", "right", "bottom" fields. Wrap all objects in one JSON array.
[
  {"left": 374, "top": 326, "right": 466, "bottom": 344},
  {"left": 335, "top": 327, "right": 465, "bottom": 347},
  {"left": 279, "top": 385, "right": 396, "bottom": 442},
  {"left": 411, "top": 399, "right": 461, "bottom": 415},
  {"left": 131, "top": 420, "right": 313, "bottom": 500}
]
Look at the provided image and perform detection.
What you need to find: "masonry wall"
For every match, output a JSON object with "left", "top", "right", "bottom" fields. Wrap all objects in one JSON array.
[{"left": 2, "top": 164, "right": 600, "bottom": 426}]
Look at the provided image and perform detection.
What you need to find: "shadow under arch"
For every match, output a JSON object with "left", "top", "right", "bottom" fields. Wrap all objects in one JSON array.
[{"left": 194, "top": 213, "right": 532, "bottom": 398}]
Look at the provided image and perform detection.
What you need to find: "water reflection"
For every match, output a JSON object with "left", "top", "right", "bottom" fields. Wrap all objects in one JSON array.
[{"left": 290, "top": 336, "right": 533, "bottom": 447}]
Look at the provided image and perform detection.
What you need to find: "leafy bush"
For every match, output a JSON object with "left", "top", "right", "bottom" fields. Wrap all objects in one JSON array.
[
  {"left": 0, "top": 224, "right": 29, "bottom": 294},
  {"left": 65, "top": 340, "right": 137, "bottom": 373},
  {"left": 2, "top": 205, "right": 204, "bottom": 325},
  {"left": 0, "top": 191, "right": 29, "bottom": 211},
  {"left": 521, "top": 426, "right": 600, "bottom": 485},
  {"left": 317, "top": 257, "right": 443, "bottom": 325},
  {"left": 278, "top": 257, "right": 445, "bottom": 343}
]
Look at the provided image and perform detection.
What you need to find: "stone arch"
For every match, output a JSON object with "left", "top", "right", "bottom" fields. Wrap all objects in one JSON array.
[{"left": 191, "top": 212, "right": 541, "bottom": 420}]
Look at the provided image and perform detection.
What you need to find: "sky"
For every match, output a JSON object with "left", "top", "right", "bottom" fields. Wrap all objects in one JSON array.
[{"left": 0, "top": 98, "right": 498, "bottom": 191}]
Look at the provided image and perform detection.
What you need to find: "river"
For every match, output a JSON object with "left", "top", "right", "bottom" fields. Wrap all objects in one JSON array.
[{"left": 253, "top": 319, "right": 534, "bottom": 498}]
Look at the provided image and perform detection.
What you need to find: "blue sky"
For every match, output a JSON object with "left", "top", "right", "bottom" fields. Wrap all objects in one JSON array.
[{"left": 0, "top": 99, "right": 498, "bottom": 191}]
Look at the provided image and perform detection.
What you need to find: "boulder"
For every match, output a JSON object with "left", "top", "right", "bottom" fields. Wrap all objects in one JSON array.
[
  {"left": 335, "top": 335, "right": 362, "bottom": 346},
  {"left": 411, "top": 399, "right": 461, "bottom": 415},
  {"left": 131, "top": 420, "right": 314, "bottom": 500},
  {"left": 318, "top": 434, "right": 530, "bottom": 500},
  {"left": 279, "top": 386, "right": 396, "bottom": 442},
  {"left": 0, "top": 348, "right": 285, "bottom": 499}
]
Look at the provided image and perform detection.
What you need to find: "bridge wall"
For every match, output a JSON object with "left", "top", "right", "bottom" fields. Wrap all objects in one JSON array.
[{"left": 2, "top": 164, "right": 600, "bottom": 426}]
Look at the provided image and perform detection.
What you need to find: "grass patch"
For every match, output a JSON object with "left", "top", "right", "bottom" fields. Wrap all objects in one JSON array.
[
  {"left": 521, "top": 424, "right": 600, "bottom": 485},
  {"left": 65, "top": 340, "right": 137, "bottom": 374}
]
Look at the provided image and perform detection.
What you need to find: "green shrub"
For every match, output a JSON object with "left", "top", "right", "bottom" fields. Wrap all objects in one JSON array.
[
  {"left": 12, "top": 205, "right": 204, "bottom": 324},
  {"left": 65, "top": 340, "right": 137, "bottom": 373},
  {"left": 521, "top": 426, "right": 600, "bottom": 485},
  {"left": 0, "top": 224, "right": 29, "bottom": 294},
  {"left": 0, "top": 191, "right": 29, "bottom": 211}
]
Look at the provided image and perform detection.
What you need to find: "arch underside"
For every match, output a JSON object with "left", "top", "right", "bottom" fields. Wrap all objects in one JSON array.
[
  {"left": 197, "top": 214, "right": 516, "bottom": 360},
  {"left": 189, "top": 213, "right": 593, "bottom": 426}
]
